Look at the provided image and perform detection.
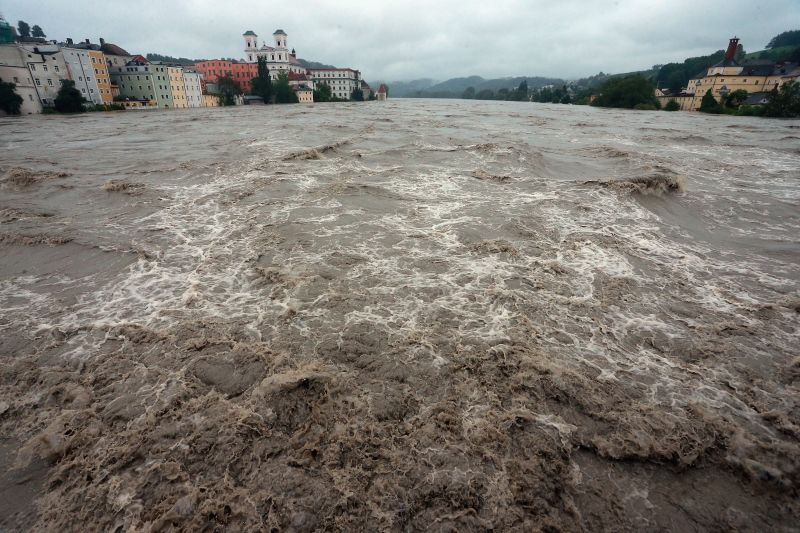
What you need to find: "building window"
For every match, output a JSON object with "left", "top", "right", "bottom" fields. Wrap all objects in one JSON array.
[
  {"left": 54, "top": 65, "right": 59, "bottom": 72},
  {"left": 48, "top": 79, "right": 53, "bottom": 86}
]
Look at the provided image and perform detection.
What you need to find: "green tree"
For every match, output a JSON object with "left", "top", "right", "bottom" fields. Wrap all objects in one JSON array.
[
  {"left": 762, "top": 81, "right": 800, "bottom": 118},
  {"left": 350, "top": 87, "right": 364, "bottom": 101},
  {"left": 273, "top": 72, "right": 298, "bottom": 104},
  {"left": 767, "top": 30, "right": 800, "bottom": 49},
  {"left": 313, "top": 83, "right": 332, "bottom": 102},
  {"left": 664, "top": 99, "right": 681, "bottom": 111},
  {"left": 475, "top": 89, "right": 495, "bottom": 100},
  {"left": 31, "top": 25, "right": 45, "bottom": 38},
  {"left": 17, "top": 20, "right": 30, "bottom": 38},
  {"left": 0, "top": 78, "right": 23, "bottom": 114},
  {"left": 699, "top": 89, "right": 722, "bottom": 114},
  {"left": 216, "top": 75, "right": 240, "bottom": 106},
  {"left": 250, "top": 56, "right": 272, "bottom": 103},
  {"left": 54, "top": 80, "right": 85, "bottom": 113},
  {"left": 592, "top": 75, "right": 658, "bottom": 109},
  {"left": 724, "top": 89, "right": 748, "bottom": 108},
  {"left": 461, "top": 86, "right": 475, "bottom": 99},
  {"left": 560, "top": 93, "right": 572, "bottom": 104},
  {"left": 513, "top": 80, "right": 529, "bottom": 101}
]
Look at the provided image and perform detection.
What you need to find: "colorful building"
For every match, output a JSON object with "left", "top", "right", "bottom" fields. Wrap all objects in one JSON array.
[
  {"left": 168, "top": 65, "right": 187, "bottom": 108},
  {"left": 183, "top": 69, "right": 203, "bottom": 108},
  {"left": 90, "top": 50, "right": 113, "bottom": 104},
  {"left": 294, "top": 84, "right": 313, "bottom": 103},
  {"left": 203, "top": 93, "right": 219, "bottom": 107},
  {"left": 376, "top": 84, "right": 387, "bottom": 101},
  {"left": 193, "top": 60, "right": 257, "bottom": 93},
  {"left": 60, "top": 39, "right": 111, "bottom": 105},
  {"left": 111, "top": 57, "right": 173, "bottom": 109}
]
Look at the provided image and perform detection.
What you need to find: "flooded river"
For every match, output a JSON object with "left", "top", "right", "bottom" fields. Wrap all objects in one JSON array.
[{"left": 1, "top": 100, "right": 798, "bottom": 531}]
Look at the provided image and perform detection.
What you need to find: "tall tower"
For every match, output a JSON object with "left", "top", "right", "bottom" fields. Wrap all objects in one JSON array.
[
  {"left": 724, "top": 36, "right": 739, "bottom": 61},
  {"left": 273, "top": 29, "right": 287, "bottom": 49},
  {"left": 243, "top": 30, "right": 258, "bottom": 62}
]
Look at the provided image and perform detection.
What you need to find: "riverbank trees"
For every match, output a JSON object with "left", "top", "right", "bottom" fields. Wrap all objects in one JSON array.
[
  {"left": 0, "top": 78, "right": 23, "bottom": 115},
  {"left": 591, "top": 75, "right": 659, "bottom": 109}
]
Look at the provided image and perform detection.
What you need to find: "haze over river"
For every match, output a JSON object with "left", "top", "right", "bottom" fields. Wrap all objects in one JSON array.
[{"left": 0, "top": 100, "right": 798, "bottom": 531}]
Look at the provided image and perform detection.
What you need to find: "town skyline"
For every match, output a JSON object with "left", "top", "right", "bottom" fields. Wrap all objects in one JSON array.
[{"left": 3, "top": 0, "right": 798, "bottom": 81}]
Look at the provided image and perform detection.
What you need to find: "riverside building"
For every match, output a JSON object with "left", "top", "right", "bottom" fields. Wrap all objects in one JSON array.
[{"left": 657, "top": 37, "right": 800, "bottom": 111}]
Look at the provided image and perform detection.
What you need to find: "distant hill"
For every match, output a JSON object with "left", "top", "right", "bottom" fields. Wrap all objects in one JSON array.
[
  {"left": 384, "top": 75, "right": 564, "bottom": 98},
  {"left": 297, "top": 58, "right": 337, "bottom": 69},
  {"left": 145, "top": 53, "right": 196, "bottom": 65}
]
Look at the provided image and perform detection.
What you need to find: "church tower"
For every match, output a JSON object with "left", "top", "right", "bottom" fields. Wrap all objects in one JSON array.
[
  {"left": 243, "top": 30, "right": 258, "bottom": 62},
  {"left": 273, "top": 29, "right": 287, "bottom": 49}
]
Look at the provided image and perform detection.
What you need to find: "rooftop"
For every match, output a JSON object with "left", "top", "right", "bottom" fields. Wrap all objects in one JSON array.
[
  {"left": 243, "top": 30, "right": 257, "bottom": 36},
  {"left": 273, "top": 29, "right": 287, "bottom": 35}
]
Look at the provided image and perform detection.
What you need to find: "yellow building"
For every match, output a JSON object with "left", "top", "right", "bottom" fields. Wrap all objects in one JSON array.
[
  {"left": 89, "top": 50, "right": 113, "bottom": 105},
  {"left": 203, "top": 94, "right": 219, "bottom": 107},
  {"left": 658, "top": 38, "right": 800, "bottom": 111},
  {"left": 168, "top": 66, "right": 188, "bottom": 108}
]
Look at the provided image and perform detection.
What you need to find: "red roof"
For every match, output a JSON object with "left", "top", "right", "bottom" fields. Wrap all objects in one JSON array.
[{"left": 377, "top": 84, "right": 386, "bottom": 94}]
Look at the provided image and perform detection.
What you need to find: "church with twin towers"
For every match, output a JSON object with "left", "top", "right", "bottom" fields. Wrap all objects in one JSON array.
[{"left": 242, "top": 28, "right": 366, "bottom": 101}]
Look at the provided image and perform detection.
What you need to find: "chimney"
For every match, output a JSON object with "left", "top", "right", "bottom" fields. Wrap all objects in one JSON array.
[
  {"left": 725, "top": 37, "right": 739, "bottom": 61},
  {"left": 67, "top": 37, "right": 73, "bottom": 45},
  {"left": 85, "top": 38, "right": 90, "bottom": 44},
  {"left": 99, "top": 37, "right": 105, "bottom": 45}
]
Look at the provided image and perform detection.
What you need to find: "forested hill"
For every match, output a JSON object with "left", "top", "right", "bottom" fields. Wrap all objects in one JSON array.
[{"left": 381, "top": 75, "right": 565, "bottom": 98}]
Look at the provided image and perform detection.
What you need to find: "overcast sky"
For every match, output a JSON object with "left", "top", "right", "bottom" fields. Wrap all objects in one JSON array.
[{"left": 3, "top": 0, "right": 798, "bottom": 82}]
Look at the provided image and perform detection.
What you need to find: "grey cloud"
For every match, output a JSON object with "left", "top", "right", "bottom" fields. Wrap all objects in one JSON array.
[{"left": 3, "top": 0, "right": 797, "bottom": 81}]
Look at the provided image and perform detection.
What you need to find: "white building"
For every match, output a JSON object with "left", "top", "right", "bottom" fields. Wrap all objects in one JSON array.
[
  {"left": 243, "top": 29, "right": 312, "bottom": 81},
  {"left": 308, "top": 68, "right": 361, "bottom": 100},
  {"left": 60, "top": 40, "right": 103, "bottom": 105},
  {"left": 17, "top": 42, "right": 70, "bottom": 108},
  {"left": 183, "top": 70, "right": 203, "bottom": 108},
  {"left": 0, "top": 44, "right": 42, "bottom": 114}
]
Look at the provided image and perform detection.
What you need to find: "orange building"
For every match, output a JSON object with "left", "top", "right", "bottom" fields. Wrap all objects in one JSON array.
[
  {"left": 194, "top": 60, "right": 258, "bottom": 93},
  {"left": 89, "top": 49, "right": 113, "bottom": 104}
]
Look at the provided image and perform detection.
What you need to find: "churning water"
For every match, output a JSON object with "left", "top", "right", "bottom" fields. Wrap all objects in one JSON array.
[{"left": 0, "top": 100, "right": 798, "bottom": 531}]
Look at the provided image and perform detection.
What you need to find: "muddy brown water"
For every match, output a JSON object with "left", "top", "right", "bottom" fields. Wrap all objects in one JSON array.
[{"left": 0, "top": 100, "right": 798, "bottom": 531}]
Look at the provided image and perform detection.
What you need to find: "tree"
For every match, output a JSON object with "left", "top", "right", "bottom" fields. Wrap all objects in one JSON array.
[
  {"left": 461, "top": 86, "right": 475, "bottom": 99},
  {"left": 767, "top": 30, "right": 800, "bottom": 49},
  {"left": 273, "top": 72, "right": 298, "bottom": 104},
  {"left": 0, "top": 78, "right": 23, "bottom": 115},
  {"left": 724, "top": 89, "right": 748, "bottom": 108},
  {"left": 591, "top": 75, "right": 658, "bottom": 109},
  {"left": 250, "top": 56, "right": 272, "bottom": 103},
  {"left": 513, "top": 80, "right": 528, "bottom": 101},
  {"left": 762, "top": 81, "right": 800, "bottom": 118},
  {"left": 216, "top": 75, "right": 240, "bottom": 106},
  {"left": 699, "top": 89, "right": 722, "bottom": 114},
  {"left": 350, "top": 87, "right": 364, "bottom": 101},
  {"left": 475, "top": 89, "right": 495, "bottom": 100},
  {"left": 31, "top": 25, "right": 45, "bottom": 38},
  {"left": 54, "top": 80, "right": 85, "bottom": 113},
  {"left": 313, "top": 83, "right": 332, "bottom": 103},
  {"left": 17, "top": 20, "right": 30, "bottom": 38},
  {"left": 664, "top": 99, "right": 681, "bottom": 111}
]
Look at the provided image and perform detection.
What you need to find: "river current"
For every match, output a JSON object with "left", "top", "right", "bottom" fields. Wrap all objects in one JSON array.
[{"left": 1, "top": 100, "right": 798, "bottom": 531}]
